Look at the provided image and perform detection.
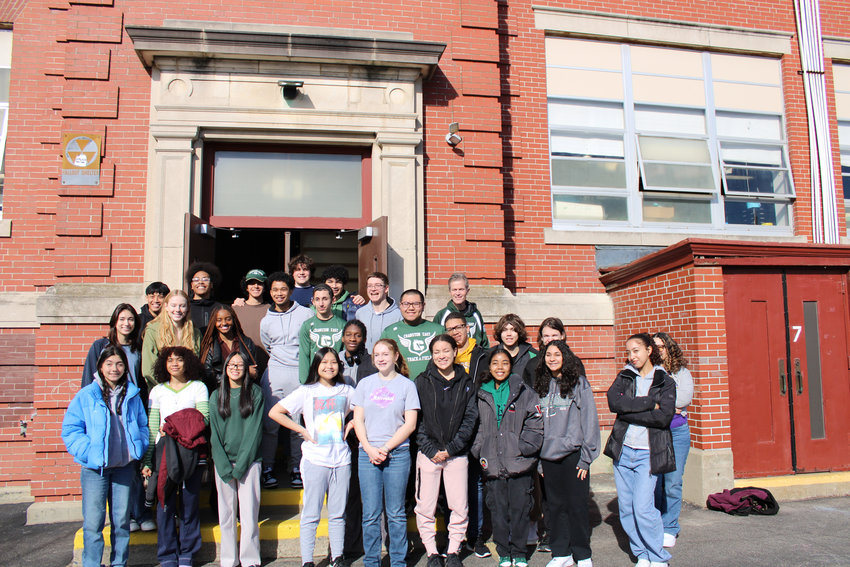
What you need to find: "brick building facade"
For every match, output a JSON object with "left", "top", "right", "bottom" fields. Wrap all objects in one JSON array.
[{"left": 1, "top": 0, "right": 849, "bottom": 521}]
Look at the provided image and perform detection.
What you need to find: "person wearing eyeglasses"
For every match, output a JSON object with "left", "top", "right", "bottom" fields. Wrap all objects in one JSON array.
[
  {"left": 355, "top": 272, "right": 402, "bottom": 353},
  {"left": 185, "top": 262, "right": 223, "bottom": 334},
  {"left": 379, "top": 289, "right": 443, "bottom": 380}
]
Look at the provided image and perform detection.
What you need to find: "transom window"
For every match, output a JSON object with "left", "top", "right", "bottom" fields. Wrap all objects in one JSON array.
[{"left": 546, "top": 38, "right": 794, "bottom": 232}]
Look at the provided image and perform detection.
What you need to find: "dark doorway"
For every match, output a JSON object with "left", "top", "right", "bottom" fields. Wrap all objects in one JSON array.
[{"left": 212, "top": 228, "right": 359, "bottom": 303}]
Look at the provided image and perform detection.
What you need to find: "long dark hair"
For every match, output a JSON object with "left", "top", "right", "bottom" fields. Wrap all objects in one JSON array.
[
  {"left": 199, "top": 305, "right": 255, "bottom": 365},
  {"left": 534, "top": 340, "right": 585, "bottom": 398},
  {"left": 107, "top": 303, "right": 141, "bottom": 353},
  {"left": 217, "top": 351, "right": 257, "bottom": 419},
  {"left": 626, "top": 333, "right": 663, "bottom": 367},
  {"left": 652, "top": 331, "right": 688, "bottom": 374},
  {"left": 97, "top": 345, "right": 129, "bottom": 414},
  {"left": 305, "top": 347, "right": 345, "bottom": 386},
  {"left": 476, "top": 347, "right": 513, "bottom": 388},
  {"left": 153, "top": 346, "right": 203, "bottom": 383}
]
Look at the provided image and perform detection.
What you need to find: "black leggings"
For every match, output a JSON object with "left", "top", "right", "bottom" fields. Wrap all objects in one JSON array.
[{"left": 542, "top": 451, "right": 592, "bottom": 561}]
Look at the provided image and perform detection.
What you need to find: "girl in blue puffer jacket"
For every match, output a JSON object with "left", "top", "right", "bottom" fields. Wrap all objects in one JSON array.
[{"left": 62, "top": 345, "right": 150, "bottom": 567}]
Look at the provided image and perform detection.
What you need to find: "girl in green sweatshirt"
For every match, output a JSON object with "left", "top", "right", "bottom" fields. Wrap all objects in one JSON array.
[{"left": 209, "top": 351, "right": 264, "bottom": 567}]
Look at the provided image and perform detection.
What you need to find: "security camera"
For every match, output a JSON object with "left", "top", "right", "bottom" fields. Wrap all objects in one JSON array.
[{"left": 446, "top": 132, "right": 463, "bottom": 146}]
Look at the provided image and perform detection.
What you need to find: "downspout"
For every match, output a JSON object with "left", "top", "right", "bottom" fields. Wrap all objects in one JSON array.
[{"left": 794, "top": 0, "right": 840, "bottom": 244}]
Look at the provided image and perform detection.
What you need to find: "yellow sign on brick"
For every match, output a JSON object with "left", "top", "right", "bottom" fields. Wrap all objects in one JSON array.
[{"left": 61, "top": 133, "right": 101, "bottom": 186}]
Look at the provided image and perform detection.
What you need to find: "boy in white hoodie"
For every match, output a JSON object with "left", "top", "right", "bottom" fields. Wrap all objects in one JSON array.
[{"left": 260, "top": 271, "right": 312, "bottom": 489}]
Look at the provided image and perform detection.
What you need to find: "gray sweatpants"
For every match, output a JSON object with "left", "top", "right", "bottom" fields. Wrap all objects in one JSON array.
[
  {"left": 261, "top": 364, "right": 302, "bottom": 471},
  {"left": 300, "top": 458, "right": 352, "bottom": 563}
]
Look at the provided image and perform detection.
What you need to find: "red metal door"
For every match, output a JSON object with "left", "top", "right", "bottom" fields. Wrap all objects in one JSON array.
[
  {"left": 785, "top": 272, "right": 850, "bottom": 472},
  {"left": 724, "top": 270, "right": 793, "bottom": 477}
]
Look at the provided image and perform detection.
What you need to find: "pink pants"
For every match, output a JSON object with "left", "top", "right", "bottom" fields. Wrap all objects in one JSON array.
[{"left": 414, "top": 452, "right": 469, "bottom": 555}]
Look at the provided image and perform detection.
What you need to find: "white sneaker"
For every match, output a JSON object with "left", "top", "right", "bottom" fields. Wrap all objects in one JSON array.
[
  {"left": 129, "top": 519, "right": 140, "bottom": 532},
  {"left": 662, "top": 533, "right": 676, "bottom": 548},
  {"left": 649, "top": 563, "right": 668, "bottom": 567},
  {"left": 576, "top": 559, "right": 592, "bottom": 567},
  {"left": 635, "top": 560, "right": 651, "bottom": 567},
  {"left": 546, "top": 557, "right": 574, "bottom": 567}
]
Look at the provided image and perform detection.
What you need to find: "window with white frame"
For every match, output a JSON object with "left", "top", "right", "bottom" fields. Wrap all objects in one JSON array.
[
  {"left": 833, "top": 64, "right": 850, "bottom": 235},
  {"left": 0, "top": 29, "right": 10, "bottom": 219},
  {"left": 546, "top": 38, "right": 794, "bottom": 231}
]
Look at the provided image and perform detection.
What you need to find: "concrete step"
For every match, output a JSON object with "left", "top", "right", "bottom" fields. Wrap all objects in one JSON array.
[{"left": 72, "top": 476, "right": 619, "bottom": 566}]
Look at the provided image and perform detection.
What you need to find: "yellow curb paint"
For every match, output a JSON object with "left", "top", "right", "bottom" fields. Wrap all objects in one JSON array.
[{"left": 734, "top": 471, "right": 850, "bottom": 488}]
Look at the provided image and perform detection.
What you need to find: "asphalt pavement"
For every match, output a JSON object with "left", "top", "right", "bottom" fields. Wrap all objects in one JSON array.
[{"left": 7, "top": 480, "right": 850, "bottom": 567}]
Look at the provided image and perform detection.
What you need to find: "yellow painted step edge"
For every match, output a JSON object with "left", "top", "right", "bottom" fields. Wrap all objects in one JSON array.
[
  {"left": 74, "top": 517, "right": 425, "bottom": 549},
  {"left": 734, "top": 471, "right": 850, "bottom": 488}
]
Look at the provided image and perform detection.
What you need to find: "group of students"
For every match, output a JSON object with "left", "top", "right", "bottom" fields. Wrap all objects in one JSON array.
[{"left": 62, "top": 260, "right": 694, "bottom": 567}]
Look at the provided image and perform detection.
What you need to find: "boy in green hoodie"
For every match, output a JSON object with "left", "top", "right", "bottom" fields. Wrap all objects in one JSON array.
[{"left": 299, "top": 284, "right": 346, "bottom": 383}]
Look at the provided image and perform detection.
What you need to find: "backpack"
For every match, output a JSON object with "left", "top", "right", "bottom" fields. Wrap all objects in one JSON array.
[{"left": 706, "top": 486, "right": 780, "bottom": 516}]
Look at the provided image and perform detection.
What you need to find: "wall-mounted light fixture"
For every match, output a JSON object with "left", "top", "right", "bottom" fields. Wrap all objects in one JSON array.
[
  {"left": 278, "top": 80, "right": 304, "bottom": 100},
  {"left": 445, "top": 122, "right": 462, "bottom": 147}
]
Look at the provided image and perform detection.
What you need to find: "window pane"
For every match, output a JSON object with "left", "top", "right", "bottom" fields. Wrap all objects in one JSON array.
[
  {"left": 213, "top": 151, "right": 362, "bottom": 218},
  {"left": 724, "top": 166, "right": 790, "bottom": 196},
  {"left": 639, "top": 136, "right": 711, "bottom": 163},
  {"left": 635, "top": 106, "right": 706, "bottom": 135},
  {"left": 721, "top": 144, "right": 783, "bottom": 167},
  {"left": 551, "top": 158, "right": 627, "bottom": 188},
  {"left": 0, "top": 69, "right": 8, "bottom": 103},
  {"left": 642, "top": 195, "right": 711, "bottom": 223},
  {"left": 716, "top": 112, "right": 782, "bottom": 141},
  {"left": 643, "top": 163, "right": 715, "bottom": 190},
  {"left": 548, "top": 101, "right": 624, "bottom": 130},
  {"left": 551, "top": 133, "right": 623, "bottom": 159},
  {"left": 725, "top": 199, "right": 790, "bottom": 226},
  {"left": 842, "top": 165, "right": 850, "bottom": 200},
  {"left": 553, "top": 194, "right": 627, "bottom": 221}
]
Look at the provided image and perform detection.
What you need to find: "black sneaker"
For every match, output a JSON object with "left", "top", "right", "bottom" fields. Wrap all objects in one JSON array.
[
  {"left": 427, "top": 553, "right": 444, "bottom": 567},
  {"left": 465, "top": 539, "right": 492, "bottom": 558},
  {"left": 290, "top": 467, "right": 303, "bottom": 488},
  {"left": 331, "top": 556, "right": 346, "bottom": 567},
  {"left": 445, "top": 553, "right": 464, "bottom": 567},
  {"left": 261, "top": 467, "right": 279, "bottom": 489},
  {"left": 537, "top": 531, "right": 551, "bottom": 553},
  {"left": 303, "top": 562, "right": 316, "bottom": 567}
]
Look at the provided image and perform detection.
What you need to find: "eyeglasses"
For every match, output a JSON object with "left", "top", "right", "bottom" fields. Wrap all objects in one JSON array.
[
  {"left": 445, "top": 325, "right": 466, "bottom": 333},
  {"left": 227, "top": 363, "right": 245, "bottom": 369},
  {"left": 400, "top": 301, "right": 423, "bottom": 307},
  {"left": 192, "top": 277, "right": 211, "bottom": 283}
]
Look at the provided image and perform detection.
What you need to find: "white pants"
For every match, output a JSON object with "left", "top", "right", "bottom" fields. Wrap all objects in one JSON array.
[{"left": 215, "top": 461, "right": 262, "bottom": 567}]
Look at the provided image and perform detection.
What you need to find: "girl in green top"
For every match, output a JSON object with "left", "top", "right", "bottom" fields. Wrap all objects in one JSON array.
[{"left": 209, "top": 351, "right": 264, "bottom": 567}]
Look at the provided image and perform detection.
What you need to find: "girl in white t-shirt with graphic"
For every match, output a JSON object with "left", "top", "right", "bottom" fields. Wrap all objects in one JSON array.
[{"left": 269, "top": 347, "right": 354, "bottom": 567}]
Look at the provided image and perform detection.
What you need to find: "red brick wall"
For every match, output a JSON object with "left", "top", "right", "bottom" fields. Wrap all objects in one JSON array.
[
  {"left": 0, "top": 329, "right": 37, "bottom": 486},
  {"left": 608, "top": 265, "right": 732, "bottom": 451}
]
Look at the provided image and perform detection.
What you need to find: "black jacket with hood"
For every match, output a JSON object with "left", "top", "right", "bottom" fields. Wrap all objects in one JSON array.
[
  {"left": 492, "top": 342, "right": 538, "bottom": 383},
  {"left": 416, "top": 362, "right": 478, "bottom": 458},
  {"left": 190, "top": 298, "right": 222, "bottom": 334},
  {"left": 471, "top": 374, "right": 543, "bottom": 479},
  {"left": 603, "top": 365, "right": 676, "bottom": 475}
]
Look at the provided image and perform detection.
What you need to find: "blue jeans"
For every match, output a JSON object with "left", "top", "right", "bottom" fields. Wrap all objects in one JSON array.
[
  {"left": 81, "top": 462, "right": 135, "bottom": 567},
  {"left": 655, "top": 423, "right": 690, "bottom": 536},
  {"left": 613, "top": 446, "right": 670, "bottom": 564},
  {"left": 359, "top": 447, "right": 410, "bottom": 567}
]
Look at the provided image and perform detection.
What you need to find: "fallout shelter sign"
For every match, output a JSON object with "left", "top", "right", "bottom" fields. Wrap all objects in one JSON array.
[{"left": 61, "top": 133, "right": 101, "bottom": 185}]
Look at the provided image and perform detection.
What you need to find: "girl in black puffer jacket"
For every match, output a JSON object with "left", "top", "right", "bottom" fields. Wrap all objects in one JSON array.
[
  {"left": 604, "top": 333, "right": 676, "bottom": 567},
  {"left": 471, "top": 349, "right": 543, "bottom": 567}
]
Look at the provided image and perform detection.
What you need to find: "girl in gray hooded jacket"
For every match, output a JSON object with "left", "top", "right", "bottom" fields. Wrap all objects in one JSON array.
[{"left": 533, "top": 340, "right": 600, "bottom": 567}]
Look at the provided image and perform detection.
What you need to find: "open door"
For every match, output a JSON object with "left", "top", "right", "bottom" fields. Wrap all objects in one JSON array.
[
  {"left": 183, "top": 213, "right": 217, "bottom": 289},
  {"left": 357, "top": 216, "right": 387, "bottom": 296}
]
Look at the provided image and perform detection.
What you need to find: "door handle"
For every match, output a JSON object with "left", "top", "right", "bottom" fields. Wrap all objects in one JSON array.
[
  {"left": 794, "top": 358, "right": 803, "bottom": 394},
  {"left": 779, "top": 359, "right": 787, "bottom": 395}
]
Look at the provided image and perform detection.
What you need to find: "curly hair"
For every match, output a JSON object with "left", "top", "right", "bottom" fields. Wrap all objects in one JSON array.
[
  {"left": 185, "top": 261, "right": 222, "bottom": 291},
  {"left": 288, "top": 254, "right": 315, "bottom": 276},
  {"left": 476, "top": 347, "right": 513, "bottom": 388},
  {"left": 494, "top": 313, "right": 528, "bottom": 345},
  {"left": 217, "top": 351, "right": 258, "bottom": 420},
  {"left": 534, "top": 340, "right": 585, "bottom": 398},
  {"left": 652, "top": 332, "right": 688, "bottom": 374},
  {"left": 372, "top": 338, "right": 411, "bottom": 377},
  {"left": 626, "top": 333, "right": 663, "bottom": 367},
  {"left": 153, "top": 346, "right": 204, "bottom": 384},
  {"left": 97, "top": 345, "right": 129, "bottom": 415},
  {"left": 321, "top": 264, "right": 350, "bottom": 285}
]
